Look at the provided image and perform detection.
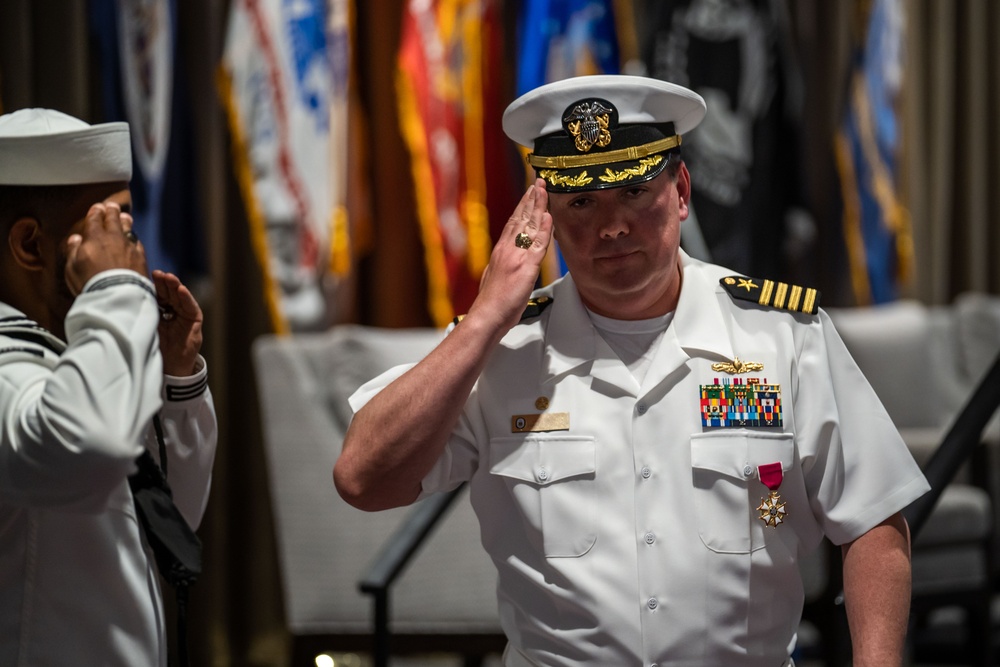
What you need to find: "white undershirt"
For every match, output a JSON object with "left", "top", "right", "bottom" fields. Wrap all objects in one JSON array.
[{"left": 587, "top": 309, "right": 675, "bottom": 386}]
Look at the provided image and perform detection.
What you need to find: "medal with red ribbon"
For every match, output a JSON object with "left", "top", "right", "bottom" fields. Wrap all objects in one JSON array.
[{"left": 756, "top": 462, "right": 787, "bottom": 528}]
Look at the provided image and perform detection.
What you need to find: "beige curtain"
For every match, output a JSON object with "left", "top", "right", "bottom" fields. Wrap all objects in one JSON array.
[{"left": 903, "top": 0, "right": 1000, "bottom": 303}]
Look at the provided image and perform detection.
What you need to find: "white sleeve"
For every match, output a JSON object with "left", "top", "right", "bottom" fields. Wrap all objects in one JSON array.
[
  {"left": 0, "top": 271, "right": 161, "bottom": 510},
  {"left": 795, "top": 310, "right": 930, "bottom": 544},
  {"left": 148, "top": 354, "right": 218, "bottom": 530}
]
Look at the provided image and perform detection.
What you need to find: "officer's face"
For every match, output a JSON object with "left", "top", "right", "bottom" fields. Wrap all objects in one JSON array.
[{"left": 549, "top": 164, "right": 691, "bottom": 319}]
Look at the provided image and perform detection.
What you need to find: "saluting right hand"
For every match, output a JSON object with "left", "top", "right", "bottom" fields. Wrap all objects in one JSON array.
[
  {"left": 467, "top": 178, "right": 553, "bottom": 334},
  {"left": 64, "top": 202, "right": 149, "bottom": 296}
]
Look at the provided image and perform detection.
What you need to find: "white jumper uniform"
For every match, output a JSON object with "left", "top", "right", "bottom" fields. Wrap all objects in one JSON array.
[
  {"left": 351, "top": 253, "right": 929, "bottom": 667},
  {"left": 0, "top": 270, "right": 217, "bottom": 667}
]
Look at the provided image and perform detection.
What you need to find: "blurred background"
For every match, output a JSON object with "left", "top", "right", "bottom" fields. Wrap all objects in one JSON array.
[{"left": 1, "top": 0, "right": 998, "bottom": 665}]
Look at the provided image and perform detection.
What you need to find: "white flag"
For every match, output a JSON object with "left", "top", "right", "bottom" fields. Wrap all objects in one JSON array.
[{"left": 219, "top": 0, "right": 350, "bottom": 332}]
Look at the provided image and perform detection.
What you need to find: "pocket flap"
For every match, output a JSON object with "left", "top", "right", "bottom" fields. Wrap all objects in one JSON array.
[
  {"left": 691, "top": 432, "right": 793, "bottom": 479},
  {"left": 490, "top": 436, "right": 596, "bottom": 485}
]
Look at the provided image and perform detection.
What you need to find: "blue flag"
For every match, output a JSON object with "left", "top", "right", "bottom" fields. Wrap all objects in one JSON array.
[
  {"left": 517, "top": 0, "right": 621, "bottom": 96},
  {"left": 516, "top": 0, "right": 624, "bottom": 280},
  {"left": 88, "top": 0, "right": 207, "bottom": 279},
  {"left": 834, "top": 0, "right": 912, "bottom": 304}
]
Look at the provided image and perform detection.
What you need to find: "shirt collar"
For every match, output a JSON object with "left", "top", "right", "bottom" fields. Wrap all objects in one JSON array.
[
  {"left": 0, "top": 301, "right": 66, "bottom": 353},
  {"left": 671, "top": 251, "right": 736, "bottom": 362},
  {"left": 539, "top": 251, "right": 736, "bottom": 385}
]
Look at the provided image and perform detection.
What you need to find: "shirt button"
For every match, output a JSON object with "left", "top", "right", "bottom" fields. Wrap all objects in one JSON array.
[
  {"left": 537, "top": 467, "right": 549, "bottom": 482},
  {"left": 637, "top": 403, "right": 648, "bottom": 415},
  {"left": 647, "top": 597, "right": 658, "bottom": 610},
  {"left": 644, "top": 532, "right": 655, "bottom": 545},
  {"left": 743, "top": 464, "right": 753, "bottom": 477},
  {"left": 641, "top": 466, "right": 651, "bottom": 479}
]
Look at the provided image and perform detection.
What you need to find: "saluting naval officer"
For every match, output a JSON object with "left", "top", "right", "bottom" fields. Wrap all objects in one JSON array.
[
  {"left": 335, "top": 75, "right": 929, "bottom": 667},
  {"left": 0, "top": 108, "right": 217, "bottom": 666}
]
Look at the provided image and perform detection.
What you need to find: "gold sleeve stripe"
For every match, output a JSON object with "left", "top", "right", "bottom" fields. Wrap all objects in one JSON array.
[
  {"left": 788, "top": 285, "right": 803, "bottom": 311},
  {"left": 803, "top": 288, "right": 818, "bottom": 314},
  {"left": 773, "top": 282, "right": 789, "bottom": 309},
  {"left": 758, "top": 279, "right": 775, "bottom": 306}
]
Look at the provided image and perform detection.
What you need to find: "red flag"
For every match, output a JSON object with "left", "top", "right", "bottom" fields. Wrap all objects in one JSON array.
[{"left": 397, "top": 0, "right": 494, "bottom": 326}]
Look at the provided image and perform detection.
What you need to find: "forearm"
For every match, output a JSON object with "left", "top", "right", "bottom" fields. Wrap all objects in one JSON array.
[
  {"left": 336, "top": 179, "right": 552, "bottom": 511},
  {"left": 841, "top": 512, "right": 912, "bottom": 666},
  {"left": 335, "top": 313, "right": 506, "bottom": 511}
]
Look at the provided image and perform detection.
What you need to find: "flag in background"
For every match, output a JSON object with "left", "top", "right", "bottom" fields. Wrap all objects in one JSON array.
[
  {"left": 515, "top": 0, "right": 633, "bottom": 281},
  {"left": 89, "top": 0, "right": 207, "bottom": 280},
  {"left": 643, "top": 0, "right": 804, "bottom": 279},
  {"left": 834, "top": 0, "right": 912, "bottom": 305},
  {"left": 396, "top": 0, "right": 495, "bottom": 328},
  {"left": 516, "top": 0, "right": 624, "bottom": 96},
  {"left": 218, "top": 0, "right": 351, "bottom": 333}
]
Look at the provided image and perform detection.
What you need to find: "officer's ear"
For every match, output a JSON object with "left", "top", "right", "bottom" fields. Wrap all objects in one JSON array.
[
  {"left": 8, "top": 217, "right": 46, "bottom": 271},
  {"left": 676, "top": 163, "right": 692, "bottom": 220}
]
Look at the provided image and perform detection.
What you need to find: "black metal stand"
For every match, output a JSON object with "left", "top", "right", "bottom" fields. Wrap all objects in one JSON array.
[{"left": 358, "top": 484, "right": 467, "bottom": 667}]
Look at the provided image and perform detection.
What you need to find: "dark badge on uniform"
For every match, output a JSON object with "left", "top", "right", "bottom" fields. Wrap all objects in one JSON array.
[
  {"left": 521, "top": 295, "right": 554, "bottom": 320},
  {"left": 720, "top": 276, "right": 820, "bottom": 315}
]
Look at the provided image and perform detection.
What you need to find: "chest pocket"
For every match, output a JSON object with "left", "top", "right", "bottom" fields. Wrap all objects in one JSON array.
[
  {"left": 690, "top": 432, "right": 795, "bottom": 553},
  {"left": 489, "top": 435, "right": 597, "bottom": 558}
]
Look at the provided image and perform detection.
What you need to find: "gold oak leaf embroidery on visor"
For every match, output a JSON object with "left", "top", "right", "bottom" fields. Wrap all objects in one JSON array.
[
  {"left": 598, "top": 155, "right": 664, "bottom": 183},
  {"left": 539, "top": 170, "right": 594, "bottom": 188}
]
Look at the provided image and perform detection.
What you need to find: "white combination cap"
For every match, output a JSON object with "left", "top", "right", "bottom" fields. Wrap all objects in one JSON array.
[
  {"left": 0, "top": 108, "right": 131, "bottom": 186},
  {"left": 503, "top": 75, "right": 706, "bottom": 192}
]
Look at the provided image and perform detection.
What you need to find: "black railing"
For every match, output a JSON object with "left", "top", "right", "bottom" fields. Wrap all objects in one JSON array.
[
  {"left": 904, "top": 351, "right": 1000, "bottom": 537},
  {"left": 358, "top": 483, "right": 467, "bottom": 667}
]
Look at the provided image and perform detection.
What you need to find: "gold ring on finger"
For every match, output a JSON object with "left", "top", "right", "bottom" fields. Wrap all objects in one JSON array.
[
  {"left": 124, "top": 230, "right": 139, "bottom": 244},
  {"left": 515, "top": 232, "right": 533, "bottom": 249}
]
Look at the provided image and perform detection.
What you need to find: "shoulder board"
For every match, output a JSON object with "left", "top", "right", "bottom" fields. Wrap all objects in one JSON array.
[
  {"left": 520, "top": 295, "right": 554, "bottom": 321},
  {"left": 451, "top": 295, "right": 555, "bottom": 327},
  {"left": 719, "top": 276, "right": 820, "bottom": 315}
]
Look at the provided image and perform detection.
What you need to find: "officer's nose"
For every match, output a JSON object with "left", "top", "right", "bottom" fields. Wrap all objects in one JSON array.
[{"left": 599, "top": 214, "right": 629, "bottom": 240}]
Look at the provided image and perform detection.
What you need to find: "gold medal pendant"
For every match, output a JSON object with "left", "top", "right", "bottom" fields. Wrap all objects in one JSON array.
[{"left": 757, "top": 490, "right": 787, "bottom": 528}]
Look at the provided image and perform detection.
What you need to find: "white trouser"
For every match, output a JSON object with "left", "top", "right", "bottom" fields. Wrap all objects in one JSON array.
[{"left": 502, "top": 644, "right": 795, "bottom": 667}]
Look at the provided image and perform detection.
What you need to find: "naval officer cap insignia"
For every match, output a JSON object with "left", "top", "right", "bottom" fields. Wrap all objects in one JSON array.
[
  {"left": 721, "top": 276, "right": 821, "bottom": 315},
  {"left": 503, "top": 75, "right": 707, "bottom": 193}
]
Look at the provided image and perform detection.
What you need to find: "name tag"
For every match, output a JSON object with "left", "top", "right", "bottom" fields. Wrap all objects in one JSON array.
[{"left": 511, "top": 412, "right": 570, "bottom": 433}]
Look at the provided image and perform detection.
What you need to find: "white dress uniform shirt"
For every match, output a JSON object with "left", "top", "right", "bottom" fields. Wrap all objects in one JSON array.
[
  {"left": 351, "top": 253, "right": 929, "bottom": 667},
  {"left": 0, "top": 270, "right": 217, "bottom": 667}
]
